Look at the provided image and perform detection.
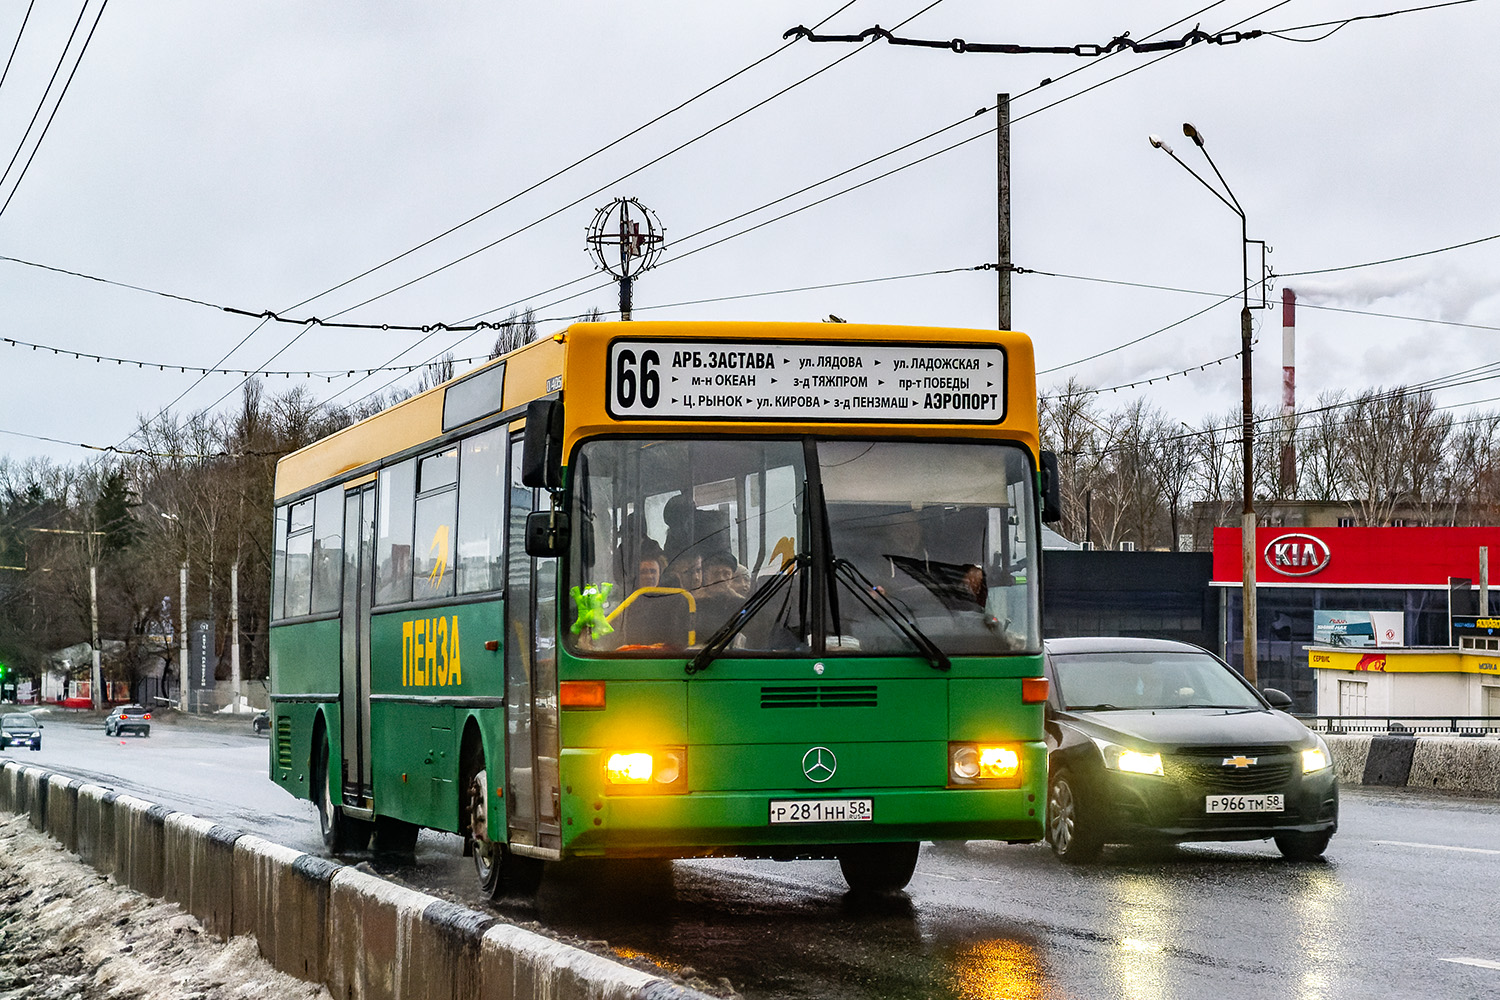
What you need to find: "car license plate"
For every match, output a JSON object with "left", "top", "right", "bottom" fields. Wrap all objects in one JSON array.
[
  {"left": 1205, "top": 793, "right": 1284, "bottom": 814},
  {"left": 768, "top": 798, "right": 873, "bottom": 824}
]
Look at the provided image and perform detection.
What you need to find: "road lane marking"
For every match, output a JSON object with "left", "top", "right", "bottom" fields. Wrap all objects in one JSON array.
[
  {"left": 1373, "top": 840, "right": 1500, "bottom": 855},
  {"left": 1441, "top": 957, "right": 1500, "bottom": 970}
]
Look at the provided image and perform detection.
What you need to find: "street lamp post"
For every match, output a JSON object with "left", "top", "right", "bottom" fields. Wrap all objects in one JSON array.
[
  {"left": 1149, "top": 124, "right": 1259, "bottom": 685},
  {"left": 161, "top": 511, "right": 189, "bottom": 707}
]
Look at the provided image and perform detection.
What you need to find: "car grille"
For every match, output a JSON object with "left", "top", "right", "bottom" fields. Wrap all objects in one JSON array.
[{"left": 1165, "top": 747, "right": 1295, "bottom": 794}]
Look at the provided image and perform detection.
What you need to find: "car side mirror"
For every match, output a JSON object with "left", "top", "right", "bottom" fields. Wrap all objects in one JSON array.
[{"left": 1261, "top": 687, "right": 1294, "bottom": 711}]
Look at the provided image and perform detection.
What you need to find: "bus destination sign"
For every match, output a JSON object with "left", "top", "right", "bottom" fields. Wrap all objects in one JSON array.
[{"left": 606, "top": 339, "right": 1006, "bottom": 423}]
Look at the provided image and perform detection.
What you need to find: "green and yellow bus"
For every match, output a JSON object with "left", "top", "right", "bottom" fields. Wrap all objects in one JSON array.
[{"left": 268, "top": 320, "right": 1060, "bottom": 895}]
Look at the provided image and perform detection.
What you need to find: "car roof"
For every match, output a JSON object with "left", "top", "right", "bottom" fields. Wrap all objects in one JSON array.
[{"left": 1043, "top": 636, "right": 1211, "bottom": 655}]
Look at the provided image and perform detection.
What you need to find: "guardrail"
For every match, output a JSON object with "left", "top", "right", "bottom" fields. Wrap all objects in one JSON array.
[{"left": 1299, "top": 715, "right": 1500, "bottom": 737}]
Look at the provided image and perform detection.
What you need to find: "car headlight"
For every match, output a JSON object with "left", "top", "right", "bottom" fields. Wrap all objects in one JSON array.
[
  {"left": 1302, "top": 735, "right": 1332, "bottom": 773},
  {"left": 1090, "top": 736, "right": 1164, "bottom": 776}
]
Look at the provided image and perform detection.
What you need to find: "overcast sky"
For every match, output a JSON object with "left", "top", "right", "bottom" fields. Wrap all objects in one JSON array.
[{"left": 0, "top": 0, "right": 1496, "bottom": 468}]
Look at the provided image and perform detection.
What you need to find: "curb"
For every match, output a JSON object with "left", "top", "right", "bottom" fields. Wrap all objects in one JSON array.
[{"left": 0, "top": 760, "right": 715, "bottom": 1000}]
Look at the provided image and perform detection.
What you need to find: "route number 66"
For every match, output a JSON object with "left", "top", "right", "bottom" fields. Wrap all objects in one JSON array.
[{"left": 614, "top": 349, "right": 660, "bottom": 409}]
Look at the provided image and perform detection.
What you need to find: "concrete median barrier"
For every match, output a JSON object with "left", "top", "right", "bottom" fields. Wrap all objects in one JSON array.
[
  {"left": 233, "top": 834, "right": 338, "bottom": 983},
  {"left": 74, "top": 784, "right": 118, "bottom": 872},
  {"left": 164, "top": 812, "right": 241, "bottom": 938},
  {"left": 3, "top": 766, "right": 717, "bottom": 1000},
  {"left": 43, "top": 773, "right": 79, "bottom": 852},
  {"left": 20, "top": 766, "right": 46, "bottom": 830},
  {"left": 1407, "top": 737, "right": 1500, "bottom": 796},
  {"left": 113, "top": 794, "right": 171, "bottom": 897},
  {"left": 1323, "top": 735, "right": 1370, "bottom": 785}
]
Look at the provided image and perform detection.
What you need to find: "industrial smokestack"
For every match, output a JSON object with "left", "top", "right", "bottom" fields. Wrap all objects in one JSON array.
[{"left": 1279, "top": 288, "right": 1297, "bottom": 495}]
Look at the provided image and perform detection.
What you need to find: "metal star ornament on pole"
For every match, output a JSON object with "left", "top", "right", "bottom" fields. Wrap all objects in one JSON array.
[{"left": 586, "top": 198, "right": 665, "bottom": 321}]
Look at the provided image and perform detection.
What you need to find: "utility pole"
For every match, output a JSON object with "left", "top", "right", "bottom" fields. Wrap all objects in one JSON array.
[
  {"left": 231, "top": 562, "right": 242, "bottom": 708},
  {"left": 90, "top": 565, "right": 102, "bottom": 709},
  {"left": 180, "top": 561, "right": 189, "bottom": 710},
  {"left": 997, "top": 93, "right": 1011, "bottom": 330}
]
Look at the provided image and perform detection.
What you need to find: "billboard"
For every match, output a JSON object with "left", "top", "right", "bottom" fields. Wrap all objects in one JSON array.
[{"left": 1313, "top": 610, "right": 1404, "bottom": 647}]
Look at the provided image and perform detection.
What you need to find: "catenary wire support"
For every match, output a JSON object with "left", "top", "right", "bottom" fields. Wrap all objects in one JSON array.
[
  {"left": 586, "top": 198, "right": 665, "bottom": 321},
  {"left": 782, "top": 23, "right": 1261, "bottom": 56}
]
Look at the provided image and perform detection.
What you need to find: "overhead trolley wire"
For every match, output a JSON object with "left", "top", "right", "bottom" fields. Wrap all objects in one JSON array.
[
  {"left": 0, "top": 0, "right": 107, "bottom": 222},
  {"left": 0, "top": 1, "right": 37, "bottom": 98}
]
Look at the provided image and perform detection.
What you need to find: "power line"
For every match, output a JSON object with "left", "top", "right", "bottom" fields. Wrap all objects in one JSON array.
[
  {"left": 1276, "top": 230, "right": 1500, "bottom": 277},
  {"left": 0, "top": 0, "right": 107, "bottom": 222},
  {"left": 0, "top": 1, "right": 37, "bottom": 98},
  {"left": 0, "top": 1, "right": 88, "bottom": 208}
]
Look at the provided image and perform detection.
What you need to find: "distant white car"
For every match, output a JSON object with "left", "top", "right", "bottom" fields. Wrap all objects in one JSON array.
[{"left": 105, "top": 704, "right": 151, "bottom": 737}]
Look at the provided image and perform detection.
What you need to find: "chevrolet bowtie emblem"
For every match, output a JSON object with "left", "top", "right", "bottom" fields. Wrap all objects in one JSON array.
[{"left": 1222, "top": 755, "right": 1257, "bottom": 768}]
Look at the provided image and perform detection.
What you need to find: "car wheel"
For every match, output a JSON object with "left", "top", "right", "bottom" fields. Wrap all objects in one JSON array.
[
  {"left": 467, "top": 766, "right": 543, "bottom": 900},
  {"left": 316, "top": 733, "right": 372, "bottom": 854},
  {"left": 1274, "top": 830, "right": 1332, "bottom": 861},
  {"left": 1047, "top": 768, "right": 1104, "bottom": 863},
  {"left": 836, "top": 842, "right": 920, "bottom": 894}
]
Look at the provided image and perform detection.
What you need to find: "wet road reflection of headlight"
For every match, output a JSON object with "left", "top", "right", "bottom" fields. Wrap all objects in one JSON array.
[{"left": 947, "top": 938, "right": 1048, "bottom": 1000}]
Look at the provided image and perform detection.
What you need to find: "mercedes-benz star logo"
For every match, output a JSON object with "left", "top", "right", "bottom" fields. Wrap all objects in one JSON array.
[{"left": 802, "top": 746, "right": 837, "bottom": 783}]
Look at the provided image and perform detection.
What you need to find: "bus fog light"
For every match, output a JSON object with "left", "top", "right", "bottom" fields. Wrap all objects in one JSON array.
[
  {"left": 951, "top": 745, "right": 980, "bottom": 781},
  {"left": 653, "top": 750, "right": 683, "bottom": 784}
]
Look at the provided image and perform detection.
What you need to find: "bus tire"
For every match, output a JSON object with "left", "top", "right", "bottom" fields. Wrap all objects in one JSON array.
[
  {"left": 1046, "top": 768, "right": 1103, "bottom": 863},
  {"left": 837, "top": 841, "right": 919, "bottom": 894},
  {"left": 315, "top": 730, "right": 372, "bottom": 854},
  {"left": 373, "top": 815, "right": 420, "bottom": 856},
  {"left": 467, "top": 768, "right": 544, "bottom": 900}
]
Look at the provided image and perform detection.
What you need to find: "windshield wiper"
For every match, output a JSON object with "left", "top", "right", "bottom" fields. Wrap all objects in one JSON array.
[
  {"left": 1067, "top": 703, "right": 1124, "bottom": 711},
  {"left": 686, "top": 555, "right": 807, "bottom": 675},
  {"left": 832, "top": 558, "right": 951, "bottom": 672}
]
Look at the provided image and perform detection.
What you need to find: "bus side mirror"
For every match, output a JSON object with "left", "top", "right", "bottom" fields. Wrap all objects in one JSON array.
[
  {"left": 521, "top": 399, "right": 565, "bottom": 490},
  {"left": 1039, "top": 450, "right": 1062, "bottom": 523},
  {"left": 524, "top": 509, "right": 570, "bottom": 557}
]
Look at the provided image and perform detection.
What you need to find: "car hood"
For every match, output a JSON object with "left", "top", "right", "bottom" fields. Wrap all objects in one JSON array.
[
  {"left": 3, "top": 726, "right": 38, "bottom": 736},
  {"left": 1062, "top": 708, "right": 1310, "bottom": 749}
]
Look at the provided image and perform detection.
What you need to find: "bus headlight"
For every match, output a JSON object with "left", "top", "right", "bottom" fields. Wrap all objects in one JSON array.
[
  {"left": 604, "top": 748, "right": 687, "bottom": 793},
  {"left": 949, "top": 743, "right": 1023, "bottom": 787}
]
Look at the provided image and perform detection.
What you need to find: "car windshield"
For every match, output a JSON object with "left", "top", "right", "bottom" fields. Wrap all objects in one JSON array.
[
  {"left": 1050, "top": 650, "right": 1263, "bottom": 711},
  {"left": 1, "top": 715, "right": 34, "bottom": 729},
  {"left": 566, "top": 436, "right": 1040, "bottom": 659}
]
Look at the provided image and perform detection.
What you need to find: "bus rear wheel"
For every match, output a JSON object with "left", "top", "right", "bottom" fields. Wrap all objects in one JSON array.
[
  {"left": 316, "top": 735, "right": 372, "bottom": 854},
  {"left": 836, "top": 842, "right": 919, "bottom": 894},
  {"left": 467, "top": 769, "right": 543, "bottom": 900}
]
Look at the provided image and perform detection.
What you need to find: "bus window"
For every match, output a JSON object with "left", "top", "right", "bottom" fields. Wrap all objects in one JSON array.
[
  {"left": 309, "top": 485, "right": 343, "bottom": 614},
  {"left": 271, "top": 504, "right": 288, "bottom": 619},
  {"left": 414, "top": 448, "right": 459, "bottom": 600},
  {"left": 457, "top": 428, "right": 506, "bottom": 594},
  {"left": 284, "top": 497, "right": 315, "bottom": 618},
  {"left": 376, "top": 459, "right": 415, "bottom": 605}
]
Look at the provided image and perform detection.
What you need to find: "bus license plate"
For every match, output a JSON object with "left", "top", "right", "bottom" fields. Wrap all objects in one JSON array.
[
  {"left": 769, "top": 798, "right": 874, "bottom": 824},
  {"left": 1205, "top": 793, "right": 1284, "bottom": 814}
]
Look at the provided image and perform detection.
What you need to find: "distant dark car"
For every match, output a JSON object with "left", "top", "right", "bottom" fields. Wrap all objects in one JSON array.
[
  {"left": 1042, "top": 637, "right": 1338, "bottom": 862},
  {"left": 252, "top": 710, "right": 269, "bottom": 735},
  {"left": 105, "top": 704, "right": 151, "bottom": 737},
  {"left": 0, "top": 713, "right": 42, "bottom": 751}
]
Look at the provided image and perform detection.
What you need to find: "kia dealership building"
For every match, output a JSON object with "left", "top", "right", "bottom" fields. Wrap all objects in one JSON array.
[{"left": 1210, "top": 526, "right": 1500, "bottom": 712}]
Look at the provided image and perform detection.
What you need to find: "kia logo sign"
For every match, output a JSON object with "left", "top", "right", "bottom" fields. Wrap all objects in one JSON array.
[{"left": 1263, "top": 533, "right": 1331, "bottom": 577}]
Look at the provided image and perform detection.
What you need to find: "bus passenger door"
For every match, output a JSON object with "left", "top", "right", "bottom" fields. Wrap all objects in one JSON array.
[
  {"left": 505, "top": 429, "right": 562, "bottom": 852},
  {"left": 339, "top": 485, "right": 375, "bottom": 810}
]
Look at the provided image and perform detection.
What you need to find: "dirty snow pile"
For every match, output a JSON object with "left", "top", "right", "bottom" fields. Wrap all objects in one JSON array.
[{"left": 0, "top": 812, "right": 328, "bottom": 999}]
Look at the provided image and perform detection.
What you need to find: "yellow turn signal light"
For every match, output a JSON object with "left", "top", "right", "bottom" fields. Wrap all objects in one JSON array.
[{"left": 606, "top": 752, "right": 654, "bottom": 784}]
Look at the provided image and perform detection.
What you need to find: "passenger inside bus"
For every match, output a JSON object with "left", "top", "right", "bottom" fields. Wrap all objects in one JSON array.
[{"left": 615, "top": 541, "right": 690, "bottom": 649}]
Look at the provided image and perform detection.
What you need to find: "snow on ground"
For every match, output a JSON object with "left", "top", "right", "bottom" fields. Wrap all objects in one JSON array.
[{"left": 0, "top": 812, "right": 328, "bottom": 1000}]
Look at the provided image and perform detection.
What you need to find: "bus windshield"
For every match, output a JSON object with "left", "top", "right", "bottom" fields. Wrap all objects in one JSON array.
[{"left": 566, "top": 437, "right": 1040, "bottom": 658}]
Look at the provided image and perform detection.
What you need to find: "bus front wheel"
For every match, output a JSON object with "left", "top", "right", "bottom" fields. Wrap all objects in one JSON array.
[
  {"left": 467, "top": 769, "right": 544, "bottom": 900},
  {"left": 316, "top": 735, "right": 372, "bottom": 854},
  {"left": 836, "top": 842, "right": 919, "bottom": 894}
]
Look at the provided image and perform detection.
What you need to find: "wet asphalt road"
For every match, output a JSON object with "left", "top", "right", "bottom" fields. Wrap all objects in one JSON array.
[{"left": 13, "top": 710, "right": 1500, "bottom": 999}]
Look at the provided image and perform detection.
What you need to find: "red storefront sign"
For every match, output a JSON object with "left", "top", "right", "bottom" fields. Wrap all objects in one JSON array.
[{"left": 1211, "top": 526, "right": 1500, "bottom": 587}]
